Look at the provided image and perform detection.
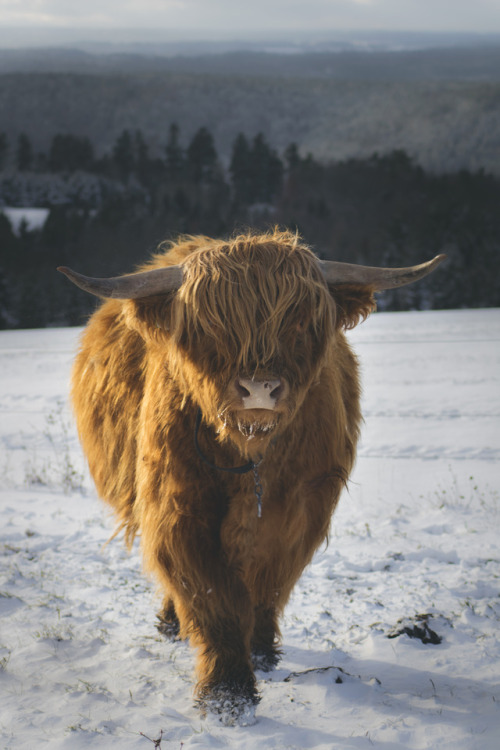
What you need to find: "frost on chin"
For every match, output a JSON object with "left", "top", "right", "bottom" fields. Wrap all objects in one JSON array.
[
  {"left": 237, "top": 419, "right": 277, "bottom": 441},
  {"left": 198, "top": 691, "right": 259, "bottom": 727}
]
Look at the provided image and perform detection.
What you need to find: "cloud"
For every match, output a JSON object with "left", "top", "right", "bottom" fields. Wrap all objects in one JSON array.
[
  {"left": 0, "top": 0, "right": 499, "bottom": 32},
  {"left": 0, "top": 0, "right": 180, "bottom": 26}
]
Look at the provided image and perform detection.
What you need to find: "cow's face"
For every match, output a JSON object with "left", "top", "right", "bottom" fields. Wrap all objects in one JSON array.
[{"left": 162, "top": 239, "right": 336, "bottom": 458}]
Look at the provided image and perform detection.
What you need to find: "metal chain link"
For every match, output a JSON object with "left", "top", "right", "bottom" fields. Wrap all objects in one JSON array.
[{"left": 252, "top": 461, "right": 264, "bottom": 518}]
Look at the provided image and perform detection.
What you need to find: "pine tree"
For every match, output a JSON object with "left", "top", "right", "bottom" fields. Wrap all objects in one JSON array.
[
  {"left": 0, "top": 133, "right": 8, "bottom": 171},
  {"left": 230, "top": 133, "right": 252, "bottom": 204},
  {"left": 133, "top": 130, "right": 155, "bottom": 186},
  {"left": 187, "top": 127, "right": 217, "bottom": 184},
  {"left": 165, "top": 123, "right": 185, "bottom": 180},
  {"left": 284, "top": 142, "right": 300, "bottom": 172},
  {"left": 16, "top": 133, "right": 34, "bottom": 171},
  {"left": 48, "top": 134, "right": 94, "bottom": 172},
  {"left": 250, "top": 133, "right": 284, "bottom": 203},
  {"left": 112, "top": 130, "right": 135, "bottom": 182}
]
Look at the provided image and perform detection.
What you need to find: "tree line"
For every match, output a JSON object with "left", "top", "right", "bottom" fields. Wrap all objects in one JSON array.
[
  {"left": 0, "top": 126, "right": 285, "bottom": 204},
  {"left": 0, "top": 124, "right": 499, "bottom": 328}
]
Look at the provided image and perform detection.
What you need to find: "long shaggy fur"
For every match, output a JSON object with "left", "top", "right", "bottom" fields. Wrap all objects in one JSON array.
[{"left": 71, "top": 229, "right": 376, "bottom": 709}]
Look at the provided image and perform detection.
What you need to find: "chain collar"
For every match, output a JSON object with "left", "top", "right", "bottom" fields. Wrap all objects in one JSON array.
[{"left": 194, "top": 408, "right": 264, "bottom": 517}]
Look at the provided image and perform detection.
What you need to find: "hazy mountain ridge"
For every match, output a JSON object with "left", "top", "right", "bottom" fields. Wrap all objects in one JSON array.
[
  {"left": 2, "top": 28, "right": 499, "bottom": 50},
  {"left": 1, "top": 44, "right": 500, "bottom": 80}
]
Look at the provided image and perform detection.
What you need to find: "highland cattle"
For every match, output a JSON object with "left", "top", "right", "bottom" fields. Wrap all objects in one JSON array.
[{"left": 59, "top": 231, "right": 445, "bottom": 724}]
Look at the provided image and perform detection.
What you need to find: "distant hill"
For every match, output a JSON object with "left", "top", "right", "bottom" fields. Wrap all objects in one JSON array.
[
  {"left": 1, "top": 45, "right": 500, "bottom": 173},
  {"left": 2, "top": 43, "right": 500, "bottom": 80}
]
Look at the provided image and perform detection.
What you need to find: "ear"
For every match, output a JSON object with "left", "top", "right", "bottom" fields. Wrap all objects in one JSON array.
[
  {"left": 329, "top": 284, "right": 377, "bottom": 331},
  {"left": 121, "top": 295, "right": 175, "bottom": 342}
]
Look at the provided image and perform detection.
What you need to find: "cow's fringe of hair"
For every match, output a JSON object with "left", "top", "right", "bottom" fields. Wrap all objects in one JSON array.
[
  {"left": 142, "top": 230, "right": 376, "bottom": 339},
  {"left": 152, "top": 229, "right": 336, "bottom": 374}
]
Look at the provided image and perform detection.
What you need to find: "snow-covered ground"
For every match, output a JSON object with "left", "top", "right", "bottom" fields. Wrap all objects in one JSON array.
[
  {"left": 0, "top": 207, "right": 50, "bottom": 234},
  {"left": 1, "top": 308, "right": 499, "bottom": 749}
]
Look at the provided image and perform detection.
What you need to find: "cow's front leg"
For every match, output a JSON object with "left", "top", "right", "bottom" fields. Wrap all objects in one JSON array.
[
  {"left": 173, "top": 573, "right": 260, "bottom": 725},
  {"left": 145, "top": 514, "right": 259, "bottom": 723},
  {"left": 186, "top": 594, "right": 259, "bottom": 723}
]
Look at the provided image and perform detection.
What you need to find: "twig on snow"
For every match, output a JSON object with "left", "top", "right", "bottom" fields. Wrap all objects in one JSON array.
[{"left": 140, "top": 729, "right": 164, "bottom": 748}]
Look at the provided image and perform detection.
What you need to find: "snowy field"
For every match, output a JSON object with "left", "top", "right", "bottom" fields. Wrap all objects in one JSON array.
[{"left": 1, "top": 308, "right": 499, "bottom": 749}]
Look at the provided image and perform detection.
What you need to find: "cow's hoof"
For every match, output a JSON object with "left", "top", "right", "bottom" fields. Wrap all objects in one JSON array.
[
  {"left": 251, "top": 647, "right": 282, "bottom": 673},
  {"left": 197, "top": 686, "right": 260, "bottom": 726},
  {"left": 156, "top": 614, "right": 180, "bottom": 641}
]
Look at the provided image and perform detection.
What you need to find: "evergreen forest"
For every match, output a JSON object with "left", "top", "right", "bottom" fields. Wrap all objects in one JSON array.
[{"left": 0, "top": 125, "right": 499, "bottom": 329}]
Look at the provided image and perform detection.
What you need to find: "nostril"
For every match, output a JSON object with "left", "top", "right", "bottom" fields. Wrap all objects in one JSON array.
[
  {"left": 235, "top": 379, "right": 251, "bottom": 398},
  {"left": 270, "top": 382, "right": 284, "bottom": 400}
]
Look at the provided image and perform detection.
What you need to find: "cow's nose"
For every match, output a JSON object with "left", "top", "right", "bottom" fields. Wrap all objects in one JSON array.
[{"left": 235, "top": 377, "right": 285, "bottom": 410}]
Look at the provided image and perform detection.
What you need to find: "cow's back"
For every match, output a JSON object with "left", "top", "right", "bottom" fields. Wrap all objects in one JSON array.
[{"left": 72, "top": 299, "right": 146, "bottom": 544}]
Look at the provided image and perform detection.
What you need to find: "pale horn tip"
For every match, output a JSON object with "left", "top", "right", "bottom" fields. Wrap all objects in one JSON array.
[{"left": 432, "top": 253, "right": 447, "bottom": 265}]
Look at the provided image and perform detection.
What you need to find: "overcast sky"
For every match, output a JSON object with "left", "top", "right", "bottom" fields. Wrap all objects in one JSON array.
[{"left": 1, "top": 0, "right": 500, "bottom": 35}]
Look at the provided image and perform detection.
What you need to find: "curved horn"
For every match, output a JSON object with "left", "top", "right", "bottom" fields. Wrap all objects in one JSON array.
[
  {"left": 57, "top": 265, "right": 184, "bottom": 299},
  {"left": 318, "top": 254, "right": 446, "bottom": 291}
]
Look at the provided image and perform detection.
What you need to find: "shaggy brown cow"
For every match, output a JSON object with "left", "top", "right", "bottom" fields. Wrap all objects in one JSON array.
[{"left": 59, "top": 230, "right": 444, "bottom": 724}]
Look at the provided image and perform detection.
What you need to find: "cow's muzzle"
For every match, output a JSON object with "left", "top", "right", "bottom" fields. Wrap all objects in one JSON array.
[{"left": 234, "top": 376, "right": 288, "bottom": 410}]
